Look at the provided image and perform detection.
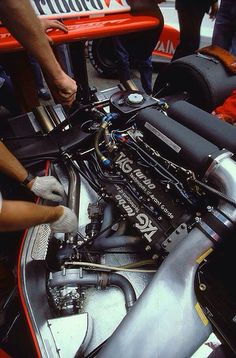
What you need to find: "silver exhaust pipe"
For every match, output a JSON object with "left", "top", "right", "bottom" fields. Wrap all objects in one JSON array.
[{"left": 65, "top": 162, "right": 80, "bottom": 243}]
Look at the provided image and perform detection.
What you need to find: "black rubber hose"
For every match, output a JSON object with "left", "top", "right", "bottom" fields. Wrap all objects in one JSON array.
[
  {"left": 49, "top": 269, "right": 136, "bottom": 311},
  {"left": 94, "top": 125, "right": 106, "bottom": 162},
  {"left": 109, "top": 273, "right": 137, "bottom": 311},
  {"left": 92, "top": 235, "right": 142, "bottom": 250}
]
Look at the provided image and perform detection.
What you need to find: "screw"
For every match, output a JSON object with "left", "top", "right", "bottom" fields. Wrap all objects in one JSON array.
[
  {"left": 145, "top": 245, "right": 151, "bottom": 251},
  {"left": 199, "top": 284, "right": 207, "bottom": 291}
]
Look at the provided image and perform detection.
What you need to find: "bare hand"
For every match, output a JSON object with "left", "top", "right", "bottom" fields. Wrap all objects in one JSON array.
[
  {"left": 40, "top": 19, "right": 68, "bottom": 33},
  {"left": 209, "top": 2, "right": 218, "bottom": 20},
  {"left": 40, "top": 19, "right": 68, "bottom": 44},
  {"left": 46, "top": 71, "right": 77, "bottom": 107}
]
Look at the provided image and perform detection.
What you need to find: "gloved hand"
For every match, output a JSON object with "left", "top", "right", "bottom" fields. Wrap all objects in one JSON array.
[
  {"left": 50, "top": 206, "right": 78, "bottom": 233},
  {"left": 30, "top": 176, "right": 64, "bottom": 202}
]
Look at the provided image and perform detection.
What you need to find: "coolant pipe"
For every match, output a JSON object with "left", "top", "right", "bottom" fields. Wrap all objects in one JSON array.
[
  {"left": 92, "top": 235, "right": 142, "bottom": 250},
  {"left": 94, "top": 113, "right": 119, "bottom": 167},
  {"left": 65, "top": 163, "right": 80, "bottom": 243},
  {"left": 109, "top": 273, "right": 136, "bottom": 310},
  {"left": 98, "top": 153, "right": 236, "bottom": 358},
  {"left": 204, "top": 152, "right": 236, "bottom": 223},
  {"left": 49, "top": 269, "right": 136, "bottom": 311}
]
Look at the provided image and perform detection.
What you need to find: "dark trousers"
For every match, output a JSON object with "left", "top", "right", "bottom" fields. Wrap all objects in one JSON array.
[
  {"left": 212, "top": 0, "right": 236, "bottom": 55},
  {"left": 172, "top": 6, "right": 206, "bottom": 61},
  {"left": 113, "top": 36, "right": 153, "bottom": 95},
  {"left": 0, "top": 69, "right": 20, "bottom": 116},
  {"left": 113, "top": 17, "right": 164, "bottom": 95}
]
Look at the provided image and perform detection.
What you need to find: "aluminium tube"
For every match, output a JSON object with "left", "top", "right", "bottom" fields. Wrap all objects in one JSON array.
[
  {"left": 65, "top": 163, "right": 80, "bottom": 242},
  {"left": 98, "top": 228, "right": 214, "bottom": 358},
  {"left": 49, "top": 269, "right": 136, "bottom": 311},
  {"left": 109, "top": 273, "right": 136, "bottom": 311},
  {"left": 204, "top": 153, "right": 236, "bottom": 223}
]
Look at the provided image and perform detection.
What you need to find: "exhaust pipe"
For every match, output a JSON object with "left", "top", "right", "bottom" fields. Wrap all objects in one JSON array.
[
  {"left": 65, "top": 162, "right": 80, "bottom": 243},
  {"left": 98, "top": 152, "right": 236, "bottom": 358}
]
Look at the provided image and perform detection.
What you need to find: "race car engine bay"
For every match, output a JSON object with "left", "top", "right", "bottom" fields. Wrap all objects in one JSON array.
[{"left": 8, "top": 86, "right": 235, "bottom": 357}]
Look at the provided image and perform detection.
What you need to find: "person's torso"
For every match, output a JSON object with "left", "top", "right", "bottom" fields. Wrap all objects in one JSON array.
[{"left": 175, "top": 0, "right": 213, "bottom": 12}]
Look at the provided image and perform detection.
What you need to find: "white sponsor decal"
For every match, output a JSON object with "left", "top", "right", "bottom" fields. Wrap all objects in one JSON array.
[
  {"left": 116, "top": 152, "right": 133, "bottom": 174},
  {"left": 115, "top": 194, "right": 136, "bottom": 217},
  {"left": 114, "top": 184, "right": 158, "bottom": 243},
  {"left": 30, "top": 0, "right": 131, "bottom": 18},
  {"left": 144, "top": 122, "right": 181, "bottom": 154},
  {"left": 0, "top": 33, "right": 11, "bottom": 40},
  {"left": 155, "top": 40, "right": 175, "bottom": 55},
  {"left": 135, "top": 213, "right": 158, "bottom": 242},
  {"left": 116, "top": 152, "right": 156, "bottom": 190}
]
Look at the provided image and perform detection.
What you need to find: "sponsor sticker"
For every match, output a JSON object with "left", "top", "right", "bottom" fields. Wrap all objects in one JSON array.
[
  {"left": 114, "top": 184, "right": 159, "bottom": 243},
  {"left": 30, "top": 0, "right": 131, "bottom": 18},
  {"left": 144, "top": 122, "right": 181, "bottom": 153}
]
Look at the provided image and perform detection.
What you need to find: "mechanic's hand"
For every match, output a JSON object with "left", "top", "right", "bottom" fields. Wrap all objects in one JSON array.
[
  {"left": 46, "top": 71, "right": 77, "bottom": 107},
  {"left": 50, "top": 206, "right": 78, "bottom": 233},
  {"left": 209, "top": 1, "right": 218, "bottom": 20},
  {"left": 40, "top": 19, "right": 68, "bottom": 44},
  {"left": 30, "top": 176, "right": 65, "bottom": 202},
  {"left": 40, "top": 19, "right": 68, "bottom": 33}
]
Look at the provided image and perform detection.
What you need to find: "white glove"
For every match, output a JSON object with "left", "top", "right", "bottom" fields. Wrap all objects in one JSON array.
[
  {"left": 31, "top": 176, "right": 64, "bottom": 202},
  {"left": 50, "top": 206, "right": 78, "bottom": 233}
]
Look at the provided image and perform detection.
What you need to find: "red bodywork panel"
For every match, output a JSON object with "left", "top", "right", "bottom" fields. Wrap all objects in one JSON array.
[
  {"left": 0, "top": 14, "right": 160, "bottom": 53},
  {"left": 17, "top": 161, "right": 50, "bottom": 358},
  {"left": 154, "top": 24, "right": 179, "bottom": 59}
]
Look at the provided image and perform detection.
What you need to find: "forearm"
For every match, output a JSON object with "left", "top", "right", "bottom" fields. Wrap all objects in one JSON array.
[
  {"left": 0, "top": 142, "right": 28, "bottom": 182},
  {"left": 0, "top": 200, "right": 63, "bottom": 231},
  {"left": 0, "top": 0, "right": 62, "bottom": 81}
]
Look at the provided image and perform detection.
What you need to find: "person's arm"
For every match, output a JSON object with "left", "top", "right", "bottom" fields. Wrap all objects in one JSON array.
[
  {"left": 0, "top": 141, "right": 65, "bottom": 202},
  {"left": 0, "top": 201, "right": 77, "bottom": 233},
  {"left": 0, "top": 0, "right": 77, "bottom": 106},
  {"left": 0, "top": 201, "right": 63, "bottom": 231},
  {"left": 0, "top": 141, "right": 28, "bottom": 183},
  {"left": 209, "top": 0, "right": 218, "bottom": 20}
]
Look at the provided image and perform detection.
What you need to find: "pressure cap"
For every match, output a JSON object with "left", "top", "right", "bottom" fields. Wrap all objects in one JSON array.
[{"left": 127, "top": 93, "right": 144, "bottom": 104}]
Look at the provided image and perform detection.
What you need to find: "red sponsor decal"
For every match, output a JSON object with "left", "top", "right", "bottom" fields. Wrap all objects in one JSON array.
[{"left": 104, "top": 0, "right": 124, "bottom": 7}]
